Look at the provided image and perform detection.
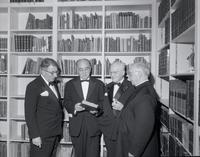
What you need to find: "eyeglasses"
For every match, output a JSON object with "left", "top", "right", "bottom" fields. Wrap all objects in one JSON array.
[{"left": 43, "top": 69, "right": 59, "bottom": 75}]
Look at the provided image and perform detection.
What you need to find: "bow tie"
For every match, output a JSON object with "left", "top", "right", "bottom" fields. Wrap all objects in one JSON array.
[
  {"left": 49, "top": 81, "right": 56, "bottom": 86},
  {"left": 81, "top": 80, "right": 89, "bottom": 83},
  {"left": 113, "top": 82, "right": 121, "bottom": 86}
]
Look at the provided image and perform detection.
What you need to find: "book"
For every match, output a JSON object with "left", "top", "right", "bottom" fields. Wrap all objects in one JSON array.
[{"left": 81, "top": 100, "right": 98, "bottom": 111}]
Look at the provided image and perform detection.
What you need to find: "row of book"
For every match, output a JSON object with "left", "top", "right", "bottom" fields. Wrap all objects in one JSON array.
[
  {"left": 0, "top": 77, "right": 7, "bottom": 96},
  {"left": 26, "top": 13, "right": 53, "bottom": 30},
  {"left": 0, "top": 101, "right": 7, "bottom": 118},
  {"left": 161, "top": 134, "right": 191, "bottom": 156},
  {"left": 160, "top": 108, "right": 169, "bottom": 129},
  {"left": 0, "top": 121, "right": 7, "bottom": 139},
  {"left": 158, "top": 48, "right": 169, "bottom": 76},
  {"left": 158, "top": 0, "right": 170, "bottom": 24},
  {"left": 169, "top": 79, "right": 194, "bottom": 120},
  {"left": 105, "top": 13, "right": 152, "bottom": 29},
  {"left": 22, "top": 57, "right": 43, "bottom": 74},
  {"left": 59, "top": 11, "right": 102, "bottom": 29},
  {"left": 58, "top": 0, "right": 100, "bottom": 1},
  {"left": 58, "top": 58, "right": 102, "bottom": 75},
  {"left": 10, "top": 121, "right": 72, "bottom": 143},
  {"left": 164, "top": 17, "right": 170, "bottom": 44},
  {"left": 169, "top": 116, "right": 193, "bottom": 154},
  {"left": 104, "top": 34, "right": 151, "bottom": 52},
  {"left": 58, "top": 36, "right": 102, "bottom": 52},
  {"left": 0, "top": 54, "right": 7, "bottom": 74},
  {"left": 10, "top": 143, "right": 30, "bottom": 157},
  {"left": 0, "top": 142, "right": 6, "bottom": 157},
  {"left": 0, "top": 38, "right": 7, "bottom": 52},
  {"left": 10, "top": 0, "right": 43, "bottom": 2},
  {"left": 12, "top": 35, "right": 52, "bottom": 52},
  {"left": 171, "top": 0, "right": 195, "bottom": 40}
]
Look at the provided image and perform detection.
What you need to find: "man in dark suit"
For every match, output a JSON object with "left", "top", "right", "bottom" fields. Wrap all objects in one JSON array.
[
  {"left": 100, "top": 60, "right": 133, "bottom": 157},
  {"left": 63, "top": 58, "right": 104, "bottom": 157},
  {"left": 24, "top": 58, "right": 63, "bottom": 157},
  {"left": 117, "top": 62, "right": 160, "bottom": 157}
]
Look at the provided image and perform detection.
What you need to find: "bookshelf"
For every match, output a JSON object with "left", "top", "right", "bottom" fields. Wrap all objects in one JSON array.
[
  {"left": 0, "top": 0, "right": 155, "bottom": 157},
  {"left": 156, "top": 0, "right": 200, "bottom": 156}
]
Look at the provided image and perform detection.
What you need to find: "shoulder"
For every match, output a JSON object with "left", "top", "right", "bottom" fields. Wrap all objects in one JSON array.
[{"left": 27, "top": 76, "right": 41, "bottom": 88}]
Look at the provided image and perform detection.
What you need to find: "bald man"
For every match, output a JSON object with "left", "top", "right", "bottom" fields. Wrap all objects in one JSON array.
[
  {"left": 101, "top": 60, "right": 134, "bottom": 157},
  {"left": 63, "top": 58, "right": 104, "bottom": 157}
]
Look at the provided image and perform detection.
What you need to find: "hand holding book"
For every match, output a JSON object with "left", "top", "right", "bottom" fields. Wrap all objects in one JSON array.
[{"left": 81, "top": 100, "right": 99, "bottom": 112}]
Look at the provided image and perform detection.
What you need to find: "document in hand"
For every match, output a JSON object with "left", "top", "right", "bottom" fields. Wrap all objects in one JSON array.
[{"left": 81, "top": 100, "right": 99, "bottom": 111}]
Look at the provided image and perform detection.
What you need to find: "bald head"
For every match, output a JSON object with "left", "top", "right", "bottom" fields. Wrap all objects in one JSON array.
[
  {"left": 110, "top": 61, "right": 126, "bottom": 83},
  {"left": 76, "top": 58, "right": 92, "bottom": 80}
]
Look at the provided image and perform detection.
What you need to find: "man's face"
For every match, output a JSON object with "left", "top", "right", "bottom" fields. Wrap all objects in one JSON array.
[
  {"left": 127, "top": 68, "right": 138, "bottom": 86},
  {"left": 77, "top": 61, "right": 91, "bottom": 80},
  {"left": 110, "top": 65, "right": 124, "bottom": 83},
  {"left": 42, "top": 65, "right": 58, "bottom": 82}
]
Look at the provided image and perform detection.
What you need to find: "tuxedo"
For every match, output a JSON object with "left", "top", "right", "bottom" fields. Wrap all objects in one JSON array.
[
  {"left": 63, "top": 76, "right": 104, "bottom": 157},
  {"left": 100, "top": 79, "right": 134, "bottom": 157},
  {"left": 24, "top": 75, "right": 63, "bottom": 157},
  {"left": 118, "top": 81, "right": 160, "bottom": 157}
]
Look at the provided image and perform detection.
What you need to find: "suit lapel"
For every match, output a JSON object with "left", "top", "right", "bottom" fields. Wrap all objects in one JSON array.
[
  {"left": 38, "top": 76, "right": 60, "bottom": 103},
  {"left": 86, "top": 78, "right": 95, "bottom": 100},
  {"left": 73, "top": 78, "right": 84, "bottom": 100}
]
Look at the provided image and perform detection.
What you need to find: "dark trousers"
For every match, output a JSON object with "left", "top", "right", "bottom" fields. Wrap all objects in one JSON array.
[
  {"left": 71, "top": 124, "right": 101, "bottom": 157},
  {"left": 30, "top": 136, "right": 60, "bottom": 157},
  {"left": 104, "top": 136, "right": 117, "bottom": 157}
]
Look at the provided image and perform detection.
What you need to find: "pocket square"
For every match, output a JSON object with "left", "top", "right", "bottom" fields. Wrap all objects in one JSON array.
[{"left": 40, "top": 91, "right": 49, "bottom": 96}]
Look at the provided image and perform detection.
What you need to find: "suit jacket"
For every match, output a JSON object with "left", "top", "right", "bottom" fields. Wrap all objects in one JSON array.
[
  {"left": 119, "top": 81, "right": 160, "bottom": 157},
  {"left": 63, "top": 77, "right": 104, "bottom": 137},
  {"left": 106, "top": 79, "right": 132, "bottom": 106},
  {"left": 24, "top": 76, "right": 63, "bottom": 139},
  {"left": 99, "top": 79, "right": 134, "bottom": 140}
]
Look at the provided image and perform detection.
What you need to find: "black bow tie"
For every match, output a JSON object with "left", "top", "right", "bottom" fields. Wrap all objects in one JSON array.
[
  {"left": 81, "top": 80, "right": 89, "bottom": 83},
  {"left": 113, "top": 82, "right": 121, "bottom": 86},
  {"left": 49, "top": 81, "right": 56, "bottom": 86}
]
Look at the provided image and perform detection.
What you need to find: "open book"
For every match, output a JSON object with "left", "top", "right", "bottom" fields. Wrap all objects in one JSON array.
[{"left": 81, "top": 100, "right": 99, "bottom": 111}]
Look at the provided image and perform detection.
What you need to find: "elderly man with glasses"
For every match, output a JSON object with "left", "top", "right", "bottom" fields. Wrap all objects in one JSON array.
[{"left": 24, "top": 57, "right": 63, "bottom": 157}]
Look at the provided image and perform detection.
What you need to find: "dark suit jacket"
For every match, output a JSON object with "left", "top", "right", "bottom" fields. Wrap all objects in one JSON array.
[
  {"left": 99, "top": 79, "right": 134, "bottom": 140},
  {"left": 63, "top": 77, "right": 104, "bottom": 137},
  {"left": 106, "top": 79, "right": 132, "bottom": 106},
  {"left": 120, "top": 81, "right": 160, "bottom": 157},
  {"left": 24, "top": 76, "right": 63, "bottom": 139}
]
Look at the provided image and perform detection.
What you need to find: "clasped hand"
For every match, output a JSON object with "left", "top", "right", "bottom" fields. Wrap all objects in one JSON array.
[{"left": 112, "top": 99, "right": 124, "bottom": 111}]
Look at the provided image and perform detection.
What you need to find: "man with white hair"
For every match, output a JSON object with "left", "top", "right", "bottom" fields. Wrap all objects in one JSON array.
[{"left": 117, "top": 62, "right": 160, "bottom": 157}]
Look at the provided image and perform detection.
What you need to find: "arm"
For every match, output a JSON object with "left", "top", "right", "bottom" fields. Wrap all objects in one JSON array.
[
  {"left": 128, "top": 95, "right": 156, "bottom": 157},
  {"left": 24, "top": 83, "right": 40, "bottom": 139},
  {"left": 63, "top": 82, "right": 75, "bottom": 114}
]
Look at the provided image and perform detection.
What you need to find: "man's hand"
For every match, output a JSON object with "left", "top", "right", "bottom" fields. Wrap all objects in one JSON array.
[
  {"left": 112, "top": 99, "right": 124, "bottom": 111},
  {"left": 128, "top": 152, "right": 134, "bottom": 157},
  {"left": 32, "top": 137, "right": 42, "bottom": 148},
  {"left": 90, "top": 110, "right": 98, "bottom": 114},
  {"left": 75, "top": 102, "right": 85, "bottom": 112}
]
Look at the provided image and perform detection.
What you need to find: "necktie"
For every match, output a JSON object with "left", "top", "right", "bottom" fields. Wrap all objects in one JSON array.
[{"left": 49, "top": 81, "right": 55, "bottom": 86}]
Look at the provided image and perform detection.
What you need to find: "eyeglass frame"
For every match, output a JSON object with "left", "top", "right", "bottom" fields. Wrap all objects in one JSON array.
[{"left": 42, "top": 69, "right": 59, "bottom": 75}]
